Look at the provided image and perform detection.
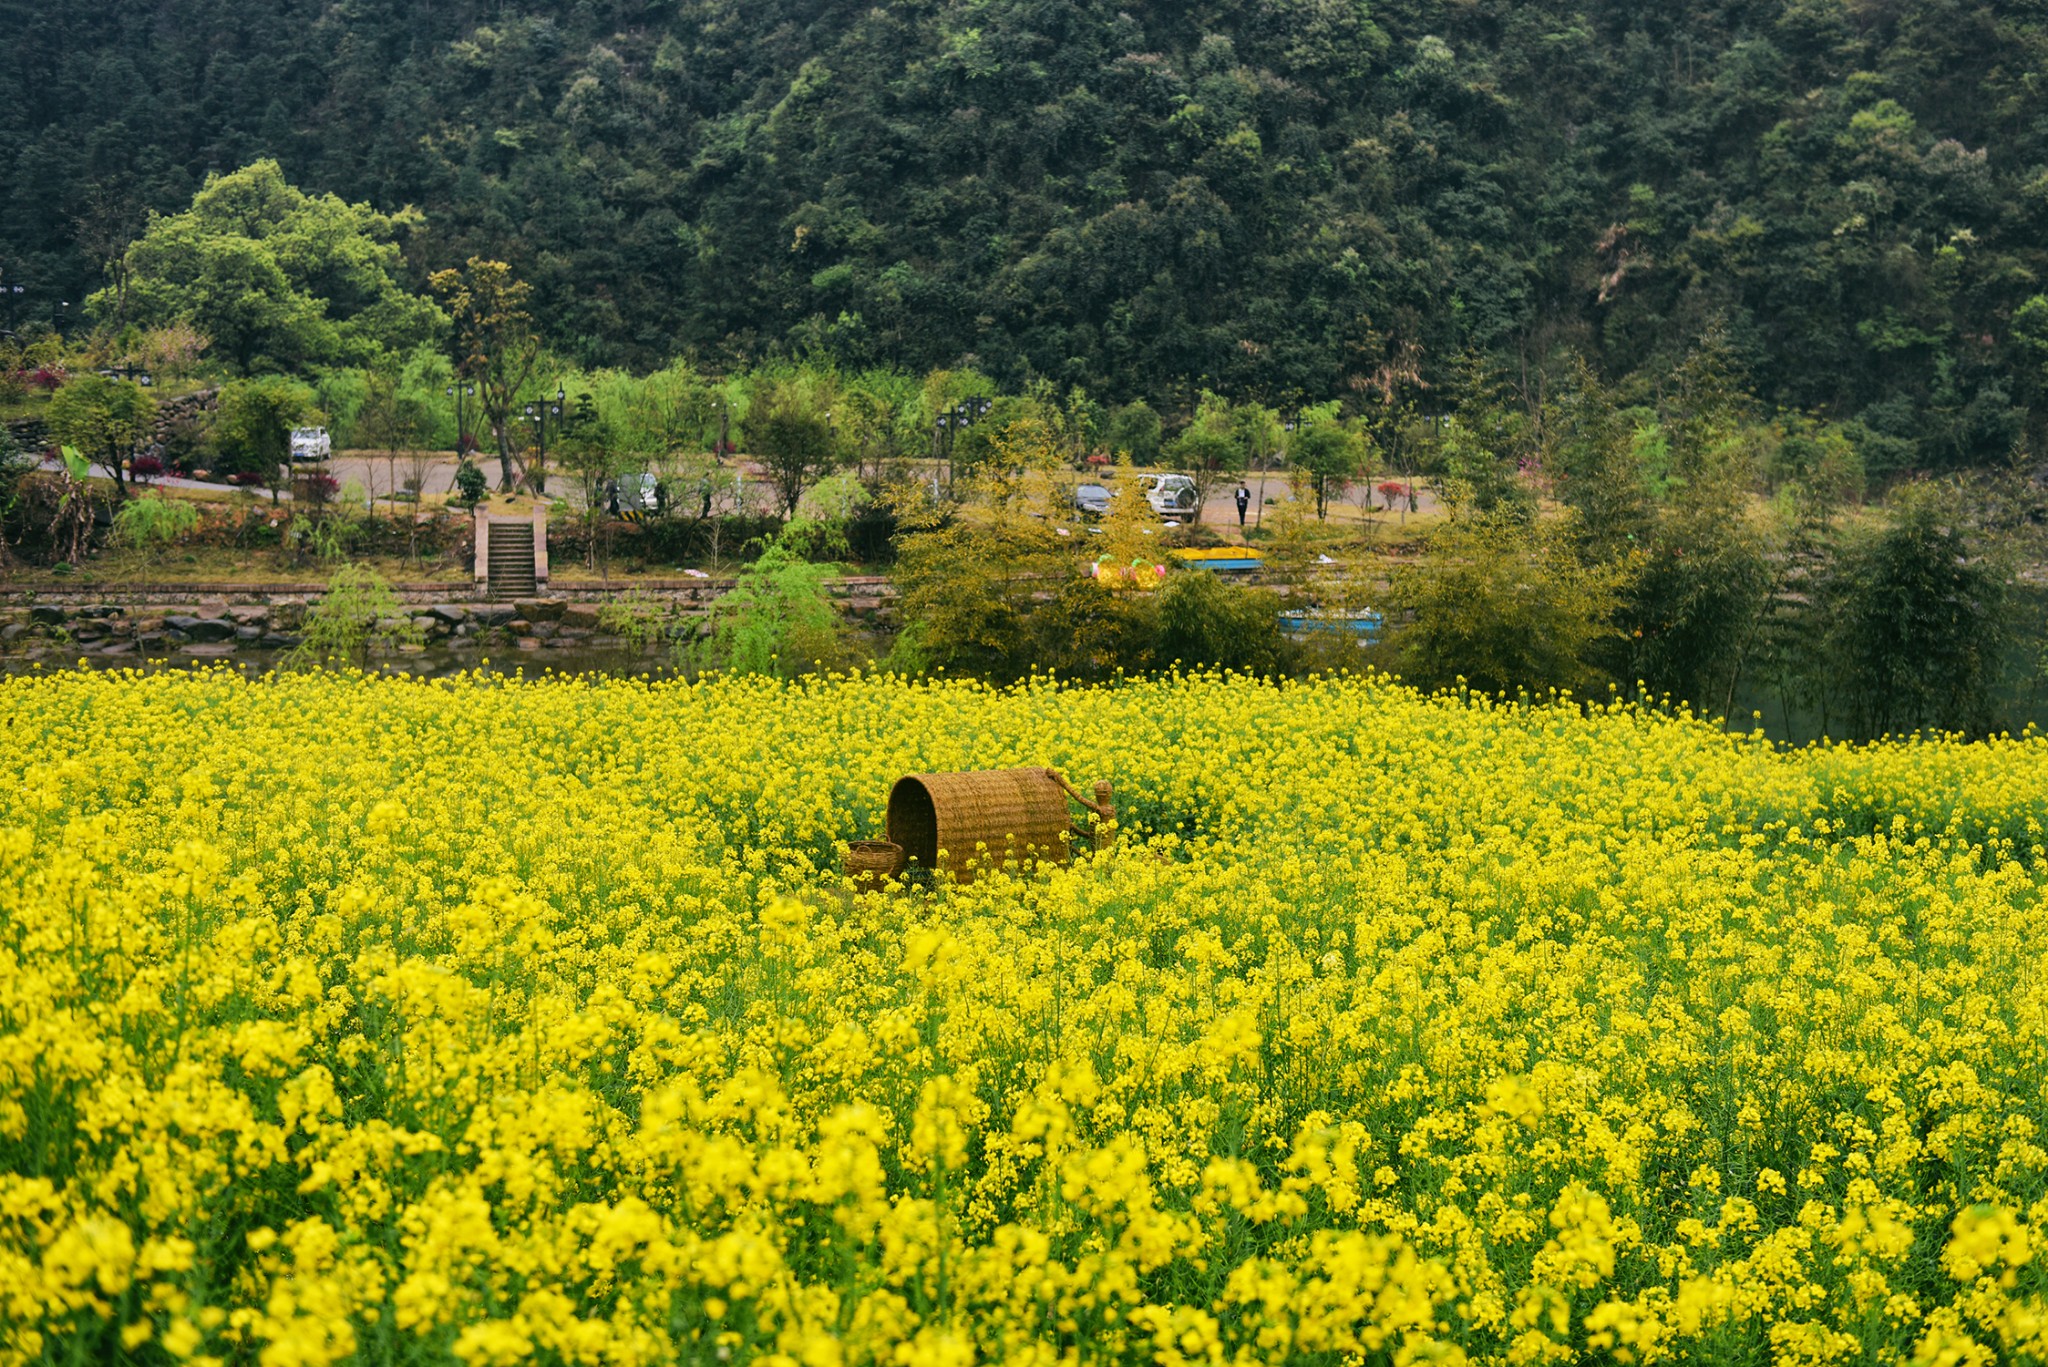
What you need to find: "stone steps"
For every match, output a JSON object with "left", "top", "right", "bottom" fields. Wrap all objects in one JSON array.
[{"left": 487, "top": 524, "right": 536, "bottom": 599}]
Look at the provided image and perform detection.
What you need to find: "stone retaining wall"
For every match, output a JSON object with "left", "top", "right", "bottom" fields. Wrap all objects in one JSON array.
[
  {"left": 148, "top": 388, "right": 219, "bottom": 442},
  {"left": 1, "top": 575, "right": 894, "bottom": 607},
  {"left": 0, "top": 578, "right": 898, "bottom": 663}
]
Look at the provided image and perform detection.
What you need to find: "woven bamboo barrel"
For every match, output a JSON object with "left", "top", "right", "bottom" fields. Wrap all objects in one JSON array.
[{"left": 886, "top": 768, "right": 1074, "bottom": 884}]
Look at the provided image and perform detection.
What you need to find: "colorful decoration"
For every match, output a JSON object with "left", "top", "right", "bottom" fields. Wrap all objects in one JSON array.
[{"left": 1094, "top": 556, "right": 1168, "bottom": 591}]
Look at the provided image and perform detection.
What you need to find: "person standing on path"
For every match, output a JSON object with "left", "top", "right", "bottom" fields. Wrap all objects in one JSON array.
[{"left": 1234, "top": 484, "right": 1251, "bottom": 537}]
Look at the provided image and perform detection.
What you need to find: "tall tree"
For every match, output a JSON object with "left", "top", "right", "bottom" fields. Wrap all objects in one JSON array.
[
  {"left": 1166, "top": 391, "right": 1252, "bottom": 522},
  {"left": 431, "top": 259, "right": 540, "bottom": 494},
  {"left": 1390, "top": 514, "right": 1626, "bottom": 698},
  {"left": 100, "top": 161, "right": 445, "bottom": 372},
  {"left": 1286, "top": 413, "right": 1362, "bottom": 521},
  {"left": 749, "top": 373, "right": 843, "bottom": 518},
  {"left": 214, "top": 377, "right": 320, "bottom": 505},
  {"left": 1814, "top": 482, "right": 2014, "bottom": 739}
]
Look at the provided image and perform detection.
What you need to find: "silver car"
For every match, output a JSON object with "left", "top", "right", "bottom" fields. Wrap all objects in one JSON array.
[{"left": 1072, "top": 482, "right": 1112, "bottom": 518}]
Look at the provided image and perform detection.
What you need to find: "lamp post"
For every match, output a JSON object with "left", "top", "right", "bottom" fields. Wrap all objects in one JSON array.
[
  {"left": 1, "top": 275, "right": 23, "bottom": 331},
  {"left": 935, "top": 411, "right": 961, "bottom": 494},
  {"left": 523, "top": 385, "right": 565, "bottom": 496},
  {"left": 934, "top": 396, "right": 993, "bottom": 495},
  {"left": 445, "top": 381, "right": 476, "bottom": 455}
]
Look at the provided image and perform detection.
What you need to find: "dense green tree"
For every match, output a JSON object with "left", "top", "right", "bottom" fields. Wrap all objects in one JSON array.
[
  {"left": 1107, "top": 403, "right": 1163, "bottom": 465},
  {"left": 214, "top": 376, "right": 320, "bottom": 501},
  {"left": 7, "top": 2, "right": 2048, "bottom": 452},
  {"left": 0, "top": 425, "right": 32, "bottom": 566},
  {"left": 1549, "top": 359, "right": 1655, "bottom": 563},
  {"left": 1165, "top": 392, "right": 1244, "bottom": 522},
  {"left": 1390, "top": 514, "right": 1627, "bottom": 699},
  {"left": 749, "top": 372, "right": 843, "bottom": 518},
  {"left": 96, "top": 162, "right": 444, "bottom": 372},
  {"left": 431, "top": 258, "right": 540, "bottom": 493},
  {"left": 1813, "top": 482, "right": 2014, "bottom": 739},
  {"left": 1155, "top": 570, "right": 1289, "bottom": 675},
  {"left": 1286, "top": 414, "right": 1362, "bottom": 521},
  {"left": 46, "top": 375, "right": 157, "bottom": 500},
  {"left": 700, "top": 538, "right": 855, "bottom": 678}
]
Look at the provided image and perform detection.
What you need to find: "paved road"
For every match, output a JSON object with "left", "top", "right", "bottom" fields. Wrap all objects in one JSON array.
[
  {"left": 47, "top": 448, "right": 1442, "bottom": 531},
  {"left": 1145, "top": 470, "right": 1444, "bottom": 540},
  {"left": 322, "top": 452, "right": 782, "bottom": 515},
  {"left": 38, "top": 454, "right": 292, "bottom": 500}
]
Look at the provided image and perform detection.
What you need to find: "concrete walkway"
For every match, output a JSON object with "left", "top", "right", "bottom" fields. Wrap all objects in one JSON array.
[{"left": 38, "top": 454, "right": 293, "bottom": 500}]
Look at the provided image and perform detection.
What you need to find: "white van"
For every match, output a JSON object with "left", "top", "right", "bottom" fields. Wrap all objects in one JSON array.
[
  {"left": 289, "top": 427, "right": 332, "bottom": 463},
  {"left": 1139, "top": 472, "right": 1199, "bottom": 517}
]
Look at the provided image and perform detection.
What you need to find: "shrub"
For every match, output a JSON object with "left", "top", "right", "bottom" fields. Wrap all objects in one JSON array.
[
  {"left": 112, "top": 493, "right": 200, "bottom": 555},
  {"left": 1026, "top": 574, "right": 1161, "bottom": 681},
  {"left": 696, "top": 538, "right": 853, "bottom": 677},
  {"left": 295, "top": 472, "right": 341, "bottom": 504},
  {"left": 1155, "top": 570, "right": 1291, "bottom": 674},
  {"left": 287, "top": 563, "right": 420, "bottom": 666},
  {"left": 625, "top": 513, "right": 788, "bottom": 567},
  {"left": 842, "top": 500, "right": 898, "bottom": 565},
  {"left": 1389, "top": 512, "right": 1626, "bottom": 697}
]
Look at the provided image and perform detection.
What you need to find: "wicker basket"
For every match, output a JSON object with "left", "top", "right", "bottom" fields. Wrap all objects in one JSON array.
[
  {"left": 844, "top": 839, "right": 904, "bottom": 890},
  {"left": 886, "top": 768, "right": 1075, "bottom": 885}
]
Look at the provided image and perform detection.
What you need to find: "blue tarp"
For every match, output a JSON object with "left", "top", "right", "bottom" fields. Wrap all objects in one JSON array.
[{"left": 1278, "top": 611, "right": 1384, "bottom": 639}]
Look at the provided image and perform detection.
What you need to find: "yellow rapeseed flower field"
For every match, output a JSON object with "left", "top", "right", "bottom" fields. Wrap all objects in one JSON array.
[{"left": 2, "top": 666, "right": 2046, "bottom": 1367}]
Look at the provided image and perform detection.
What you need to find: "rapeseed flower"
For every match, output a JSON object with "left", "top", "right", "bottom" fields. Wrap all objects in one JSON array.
[{"left": 2, "top": 665, "right": 2046, "bottom": 1364}]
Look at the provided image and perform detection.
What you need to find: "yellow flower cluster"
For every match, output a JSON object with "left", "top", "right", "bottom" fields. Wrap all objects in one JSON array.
[{"left": 2, "top": 666, "right": 2046, "bottom": 1366}]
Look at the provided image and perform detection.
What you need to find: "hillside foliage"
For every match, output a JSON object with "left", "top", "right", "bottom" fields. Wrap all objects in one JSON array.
[{"left": 4, "top": 1, "right": 2046, "bottom": 467}]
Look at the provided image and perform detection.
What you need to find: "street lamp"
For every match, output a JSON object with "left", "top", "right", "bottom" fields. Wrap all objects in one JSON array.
[
  {"left": 523, "top": 385, "right": 566, "bottom": 492},
  {"left": 445, "top": 381, "right": 476, "bottom": 454},
  {"left": 933, "top": 396, "right": 993, "bottom": 495},
  {"left": 1, "top": 279, "right": 23, "bottom": 331}
]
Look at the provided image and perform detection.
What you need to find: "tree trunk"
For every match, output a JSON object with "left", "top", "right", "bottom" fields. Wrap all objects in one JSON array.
[
  {"left": 104, "top": 442, "right": 131, "bottom": 501},
  {"left": 494, "top": 421, "right": 515, "bottom": 493}
]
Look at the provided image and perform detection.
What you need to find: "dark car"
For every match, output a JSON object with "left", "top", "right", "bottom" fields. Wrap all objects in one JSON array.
[{"left": 1072, "top": 482, "right": 1113, "bottom": 518}]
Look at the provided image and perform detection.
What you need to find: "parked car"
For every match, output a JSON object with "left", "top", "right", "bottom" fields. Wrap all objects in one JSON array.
[
  {"left": 289, "top": 427, "right": 331, "bottom": 463},
  {"left": 1139, "top": 472, "right": 1199, "bottom": 518},
  {"left": 1072, "top": 482, "right": 1113, "bottom": 518}
]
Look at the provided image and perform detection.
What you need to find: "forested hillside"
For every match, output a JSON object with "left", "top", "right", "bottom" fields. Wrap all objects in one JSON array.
[{"left": 5, "top": 0, "right": 2046, "bottom": 468}]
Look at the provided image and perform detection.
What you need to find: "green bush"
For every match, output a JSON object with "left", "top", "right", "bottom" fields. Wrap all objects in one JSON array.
[
  {"left": 696, "top": 539, "right": 853, "bottom": 678},
  {"left": 112, "top": 494, "right": 200, "bottom": 555},
  {"left": 287, "top": 563, "right": 420, "bottom": 667},
  {"left": 1155, "top": 570, "right": 1291, "bottom": 675}
]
